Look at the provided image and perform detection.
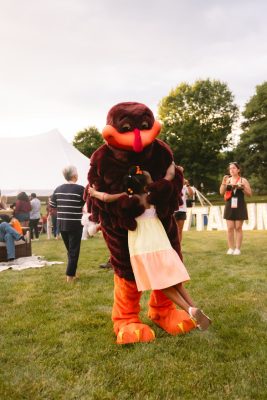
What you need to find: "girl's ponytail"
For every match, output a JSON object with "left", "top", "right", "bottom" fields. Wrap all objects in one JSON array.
[{"left": 123, "top": 166, "right": 147, "bottom": 195}]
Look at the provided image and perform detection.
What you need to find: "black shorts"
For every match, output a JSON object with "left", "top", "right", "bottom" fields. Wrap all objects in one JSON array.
[{"left": 174, "top": 211, "right": 187, "bottom": 221}]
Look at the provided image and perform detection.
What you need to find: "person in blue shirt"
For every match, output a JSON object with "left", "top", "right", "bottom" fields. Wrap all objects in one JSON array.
[{"left": 0, "top": 221, "right": 25, "bottom": 261}]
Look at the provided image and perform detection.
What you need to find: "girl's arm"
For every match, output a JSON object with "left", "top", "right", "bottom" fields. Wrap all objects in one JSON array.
[
  {"left": 219, "top": 175, "right": 230, "bottom": 195},
  {"left": 184, "top": 179, "right": 194, "bottom": 197},
  {"left": 164, "top": 161, "right": 175, "bottom": 181},
  {"left": 241, "top": 178, "right": 252, "bottom": 197},
  {"left": 89, "top": 187, "right": 126, "bottom": 203}
]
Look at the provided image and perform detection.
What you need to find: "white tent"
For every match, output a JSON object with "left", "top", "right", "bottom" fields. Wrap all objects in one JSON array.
[{"left": 0, "top": 129, "right": 90, "bottom": 196}]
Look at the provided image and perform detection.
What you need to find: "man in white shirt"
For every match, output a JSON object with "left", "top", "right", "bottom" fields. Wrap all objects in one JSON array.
[
  {"left": 174, "top": 167, "right": 194, "bottom": 243},
  {"left": 29, "top": 193, "right": 41, "bottom": 240}
]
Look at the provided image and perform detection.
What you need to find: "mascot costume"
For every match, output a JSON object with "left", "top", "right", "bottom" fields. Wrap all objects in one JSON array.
[{"left": 87, "top": 102, "right": 196, "bottom": 344}]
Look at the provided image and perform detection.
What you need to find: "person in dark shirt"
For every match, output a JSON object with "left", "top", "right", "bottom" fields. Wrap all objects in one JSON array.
[{"left": 50, "top": 165, "right": 85, "bottom": 282}]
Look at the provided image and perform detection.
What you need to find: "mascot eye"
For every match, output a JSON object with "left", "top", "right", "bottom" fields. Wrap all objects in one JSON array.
[
  {"left": 141, "top": 121, "right": 149, "bottom": 129},
  {"left": 121, "top": 123, "right": 131, "bottom": 132}
]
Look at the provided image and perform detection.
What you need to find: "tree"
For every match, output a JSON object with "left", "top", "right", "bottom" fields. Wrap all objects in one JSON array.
[
  {"left": 73, "top": 126, "right": 104, "bottom": 158},
  {"left": 234, "top": 82, "right": 267, "bottom": 193},
  {"left": 158, "top": 79, "right": 239, "bottom": 190}
]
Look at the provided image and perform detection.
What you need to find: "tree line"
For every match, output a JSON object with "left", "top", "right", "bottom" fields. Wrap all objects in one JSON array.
[{"left": 73, "top": 80, "right": 267, "bottom": 193}]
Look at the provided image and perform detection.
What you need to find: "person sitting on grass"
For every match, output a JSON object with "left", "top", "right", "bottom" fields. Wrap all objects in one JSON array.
[
  {"left": 0, "top": 220, "right": 25, "bottom": 262},
  {"left": 0, "top": 214, "right": 23, "bottom": 235},
  {"left": 89, "top": 165, "right": 211, "bottom": 330}
]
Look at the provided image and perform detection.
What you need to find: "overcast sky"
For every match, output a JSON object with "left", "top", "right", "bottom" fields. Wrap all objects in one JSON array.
[{"left": 0, "top": 0, "right": 266, "bottom": 142}]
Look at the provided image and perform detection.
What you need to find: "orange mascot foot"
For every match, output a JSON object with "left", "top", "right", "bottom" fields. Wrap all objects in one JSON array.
[
  {"left": 148, "top": 290, "right": 197, "bottom": 335},
  {"left": 112, "top": 275, "right": 156, "bottom": 344},
  {"left": 116, "top": 323, "right": 155, "bottom": 345},
  {"left": 149, "top": 308, "right": 197, "bottom": 335}
]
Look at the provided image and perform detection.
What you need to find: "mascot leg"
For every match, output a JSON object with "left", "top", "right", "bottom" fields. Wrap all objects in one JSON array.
[
  {"left": 112, "top": 275, "right": 155, "bottom": 344},
  {"left": 148, "top": 290, "right": 197, "bottom": 335}
]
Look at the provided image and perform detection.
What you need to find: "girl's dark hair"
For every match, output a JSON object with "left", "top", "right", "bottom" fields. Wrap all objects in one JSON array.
[
  {"left": 0, "top": 214, "right": 11, "bottom": 223},
  {"left": 123, "top": 166, "right": 147, "bottom": 195},
  {"left": 17, "top": 192, "right": 30, "bottom": 201}
]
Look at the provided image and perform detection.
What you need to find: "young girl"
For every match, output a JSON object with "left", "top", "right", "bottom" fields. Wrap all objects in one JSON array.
[
  {"left": 89, "top": 165, "right": 211, "bottom": 330},
  {"left": 220, "top": 162, "right": 252, "bottom": 255},
  {"left": 174, "top": 166, "right": 194, "bottom": 243}
]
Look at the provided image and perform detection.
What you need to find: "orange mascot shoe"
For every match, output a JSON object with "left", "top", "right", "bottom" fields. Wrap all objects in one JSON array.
[
  {"left": 112, "top": 275, "right": 155, "bottom": 344},
  {"left": 148, "top": 290, "right": 197, "bottom": 335}
]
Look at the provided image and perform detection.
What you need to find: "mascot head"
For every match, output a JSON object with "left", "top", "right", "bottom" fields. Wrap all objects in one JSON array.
[{"left": 102, "top": 102, "right": 161, "bottom": 152}]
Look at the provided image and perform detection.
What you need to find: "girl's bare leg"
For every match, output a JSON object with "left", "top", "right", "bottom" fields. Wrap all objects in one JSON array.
[
  {"left": 162, "top": 285, "right": 211, "bottom": 331},
  {"left": 226, "top": 220, "right": 235, "bottom": 249},
  {"left": 235, "top": 220, "right": 244, "bottom": 249},
  {"left": 176, "top": 220, "right": 185, "bottom": 242},
  {"left": 161, "top": 286, "right": 191, "bottom": 312},
  {"left": 174, "top": 283, "right": 195, "bottom": 308}
]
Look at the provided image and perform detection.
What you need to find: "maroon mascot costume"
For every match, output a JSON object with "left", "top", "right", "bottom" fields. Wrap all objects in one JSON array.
[{"left": 87, "top": 102, "right": 196, "bottom": 344}]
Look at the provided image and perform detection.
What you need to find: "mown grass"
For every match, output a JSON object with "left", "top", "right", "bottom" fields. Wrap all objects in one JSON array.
[{"left": 0, "top": 231, "right": 266, "bottom": 400}]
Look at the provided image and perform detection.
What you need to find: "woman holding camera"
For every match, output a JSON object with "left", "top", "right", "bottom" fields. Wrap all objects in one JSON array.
[{"left": 220, "top": 162, "right": 252, "bottom": 255}]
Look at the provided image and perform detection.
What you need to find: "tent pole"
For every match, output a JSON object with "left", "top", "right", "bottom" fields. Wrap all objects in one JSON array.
[{"left": 192, "top": 187, "right": 213, "bottom": 206}]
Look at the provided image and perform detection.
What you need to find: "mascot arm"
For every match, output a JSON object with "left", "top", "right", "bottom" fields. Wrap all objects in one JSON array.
[
  {"left": 147, "top": 166, "right": 184, "bottom": 219},
  {"left": 88, "top": 153, "right": 145, "bottom": 229},
  {"left": 86, "top": 154, "right": 111, "bottom": 222}
]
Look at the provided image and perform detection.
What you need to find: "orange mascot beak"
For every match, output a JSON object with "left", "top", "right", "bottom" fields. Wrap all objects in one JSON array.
[{"left": 102, "top": 120, "right": 161, "bottom": 152}]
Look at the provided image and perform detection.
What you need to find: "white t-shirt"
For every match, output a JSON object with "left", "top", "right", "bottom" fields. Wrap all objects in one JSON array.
[
  {"left": 30, "top": 198, "right": 41, "bottom": 219},
  {"left": 176, "top": 185, "right": 191, "bottom": 213}
]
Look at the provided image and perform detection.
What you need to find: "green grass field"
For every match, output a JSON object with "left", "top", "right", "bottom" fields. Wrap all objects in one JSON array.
[{"left": 0, "top": 231, "right": 266, "bottom": 400}]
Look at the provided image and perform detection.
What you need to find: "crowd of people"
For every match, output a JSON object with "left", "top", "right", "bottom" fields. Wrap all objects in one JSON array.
[
  {"left": 1, "top": 161, "right": 252, "bottom": 330},
  {"left": 1, "top": 161, "right": 252, "bottom": 265},
  {"left": 0, "top": 190, "right": 56, "bottom": 261}
]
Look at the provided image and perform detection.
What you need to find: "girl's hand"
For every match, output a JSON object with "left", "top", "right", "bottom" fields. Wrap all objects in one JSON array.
[
  {"left": 88, "top": 186, "right": 96, "bottom": 197},
  {"left": 184, "top": 179, "right": 190, "bottom": 186},
  {"left": 222, "top": 175, "right": 229, "bottom": 185}
]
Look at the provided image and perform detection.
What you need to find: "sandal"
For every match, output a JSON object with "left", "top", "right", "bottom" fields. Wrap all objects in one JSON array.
[{"left": 189, "top": 307, "right": 211, "bottom": 331}]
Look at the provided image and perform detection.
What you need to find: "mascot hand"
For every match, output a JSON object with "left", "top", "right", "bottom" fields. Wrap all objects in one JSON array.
[
  {"left": 147, "top": 179, "right": 180, "bottom": 219},
  {"left": 147, "top": 179, "right": 174, "bottom": 204}
]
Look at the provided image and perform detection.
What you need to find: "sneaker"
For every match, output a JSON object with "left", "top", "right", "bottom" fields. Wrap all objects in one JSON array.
[
  {"left": 233, "top": 248, "right": 241, "bottom": 255},
  {"left": 226, "top": 248, "right": 234, "bottom": 255}
]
